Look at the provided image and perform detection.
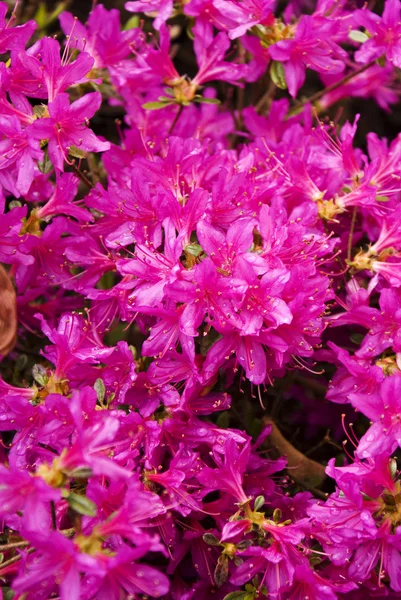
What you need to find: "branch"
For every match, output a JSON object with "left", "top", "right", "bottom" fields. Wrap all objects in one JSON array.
[
  {"left": 264, "top": 417, "right": 327, "bottom": 488},
  {"left": 287, "top": 59, "right": 377, "bottom": 117}
]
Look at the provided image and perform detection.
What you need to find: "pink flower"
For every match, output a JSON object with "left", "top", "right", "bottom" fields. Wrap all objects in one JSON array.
[
  {"left": 269, "top": 15, "right": 345, "bottom": 97},
  {"left": 354, "top": 0, "right": 401, "bottom": 67},
  {"left": 31, "top": 92, "right": 110, "bottom": 171}
]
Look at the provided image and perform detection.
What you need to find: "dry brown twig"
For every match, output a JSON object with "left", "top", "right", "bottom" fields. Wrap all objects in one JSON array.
[
  {"left": 263, "top": 417, "right": 326, "bottom": 489},
  {"left": 0, "top": 265, "right": 17, "bottom": 358}
]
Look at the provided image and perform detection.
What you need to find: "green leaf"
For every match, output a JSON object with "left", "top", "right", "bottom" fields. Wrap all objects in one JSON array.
[
  {"left": 214, "top": 554, "right": 229, "bottom": 586},
  {"left": 34, "top": 3, "right": 47, "bottom": 28},
  {"left": 38, "top": 151, "right": 53, "bottom": 174},
  {"left": 378, "top": 55, "right": 386, "bottom": 67},
  {"left": 69, "top": 145, "right": 87, "bottom": 160},
  {"left": 376, "top": 195, "right": 390, "bottom": 202},
  {"left": 94, "top": 378, "right": 106, "bottom": 403},
  {"left": 124, "top": 15, "right": 140, "bottom": 30},
  {"left": 32, "top": 364, "right": 48, "bottom": 387},
  {"left": 67, "top": 493, "right": 97, "bottom": 516},
  {"left": 236, "top": 539, "right": 252, "bottom": 551},
  {"left": 216, "top": 411, "right": 230, "bottom": 429},
  {"left": 48, "top": 2, "right": 70, "bottom": 25},
  {"left": 69, "top": 467, "right": 93, "bottom": 479},
  {"left": 273, "top": 507, "right": 282, "bottom": 523},
  {"left": 33, "top": 104, "right": 48, "bottom": 119},
  {"left": 142, "top": 101, "right": 172, "bottom": 110},
  {"left": 202, "top": 533, "right": 221, "bottom": 546},
  {"left": 185, "top": 243, "right": 203, "bottom": 257},
  {"left": 270, "top": 61, "right": 287, "bottom": 90},
  {"left": 350, "top": 333, "right": 364, "bottom": 345},
  {"left": 349, "top": 30, "right": 369, "bottom": 44},
  {"left": 193, "top": 96, "right": 221, "bottom": 105},
  {"left": 254, "top": 495, "right": 265, "bottom": 511},
  {"left": 9, "top": 200, "right": 22, "bottom": 209},
  {"left": 223, "top": 593, "right": 248, "bottom": 600}
]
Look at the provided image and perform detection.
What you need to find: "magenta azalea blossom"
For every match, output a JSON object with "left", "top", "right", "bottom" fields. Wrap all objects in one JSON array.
[
  {"left": 354, "top": 0, "right": 401, "bottom": 68},
  {"left": 1, "top": 0, "right": 401, "bottom": 598}
]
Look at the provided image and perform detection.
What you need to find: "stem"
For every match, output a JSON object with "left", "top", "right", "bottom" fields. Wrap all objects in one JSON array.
[
  {"left": 255, "top": 79, "right": 276, "bottom": 114},
  {"left": 71, "top": 162, "right": 93, "bottom": 189},
  {"left": 168, "top": 105, "right": 184, "bottom": 135},
  {"left": 263, "top": 417, "right": 326, "bottom": 488},
  {"left": 323, "top": 220, "right": 348, "bottom": 273},
  {"left": 0, "top": 529, "right": 75, "bottom": 573},
  {"left": 0, "top": 541, "right": 30, "bottom": 552},
  {"left": 0, "top": 548, "right": 35, "bottom": 571},
  {"left": 287, "top": 59, "right": 377, "bottom": 117},
  {"left": 51, "top": 500, "right": 57, "bottom": 530},
  {"left": 347, "top": 207, "right": 358, "bottom": 262}
]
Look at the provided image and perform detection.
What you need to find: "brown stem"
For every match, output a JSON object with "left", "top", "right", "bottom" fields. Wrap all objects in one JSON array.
[
  {"left": 0, "top": 547, "right": 35, "bottom": 570},
  {"left": 51, "top": 500, "right": 57, "bottom": 530},
  {"left": 71, "top": 162, "right": 93, "bottom": 189},
  {"left": 86, "top": 154, "right": 100, "bottom": 185},
  {"left": 255, "top": 80, "right": 277, "bottom": 114},
  {"left": 347, "top": 207, "right": 358, "bottom": 262},
  {"left": 0, "top": 541, "right": 30, "bottom": 552},
  {"left": 168, "top": 105, "right": 184, "bottom": 135},
  {"left": 263, "top": 417, "right": 326, "bottom": 488},
  {"left": 287, "top": 59, "right": 377, "bottom": 117},
  {"left": 0, "top": 264, "right": 17, "bottom": 358}
]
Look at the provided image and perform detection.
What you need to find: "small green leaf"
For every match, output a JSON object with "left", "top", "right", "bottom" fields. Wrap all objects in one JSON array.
[
  {"left": 142, "top": 101, "right": 172, "bottom": 110},
  {"left": 223, "top": 592, "right": 248, "bottom": 600},
  {"left": 69, "top": 145, "right": 87, "bottom": 159},
  {"left": 270, "top": 61, "right": 287, "bottom": 90},
  {"left": 193, "top": 96, "right": 221, "bottom": 105},
  {"left": 0, "top": 553, "right": 4, "bottom": 564},
  {"left": 349, "top": 30, "right": 369, "bottom": 44},
  {"left": 32, "top": 364, "right": 48, "bottom": 387},
  {"left": 69, "top": 467, "right": 93, "bottom": 479},
  {"left": 124, "top": 14, "right": 140, "bottom": 30},
  {"left": 254, "top": 495, "right": 265, "bottom": 511},
  {"left": 48, "top": 2, "right": 71, "bottom": 25},
  {"left": 9, "top": 200, "right": 22, "bottom": 209},
  {"left": 34, "top": 3, "right": 47, "bottom": 28},
  {"left": 67, "top": 493, "right": 97, "bottom": 516},
  {"left": 202, "top": 533, "right": 221, "bottom": 546},
  {"left": 33, "top": 104, "right": 49, "bottom": 119},
  {"left": 214, "top": 554, "right": 229, "bottom": 586},
  {"left": 376, "top": 195, "right": 390, "bottom": 202},
  {"left": 350, "top": 333, "right": 364, "bottom": 345},
  {"left": 185, "top": 243, "right": 203, "bottom": 257},
  {"left": 216, "top": 411, "right": 230, "bottom": 429},
  {"left": 94, "top": 378, "right": 106, "bottom": 403},
  {"left": 236, "top": 539, "right": 253, "bottom": 551},
  {"left": 273, "top": 507, "right": 282, "bottom": 523},
  {"left": 38, "top": 151, "right": 53, "bottom": 174}
]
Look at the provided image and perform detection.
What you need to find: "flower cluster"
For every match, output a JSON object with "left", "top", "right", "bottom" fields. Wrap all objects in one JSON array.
[{"left": 1, "top": 0, "right": 401, "bottom": 598}]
